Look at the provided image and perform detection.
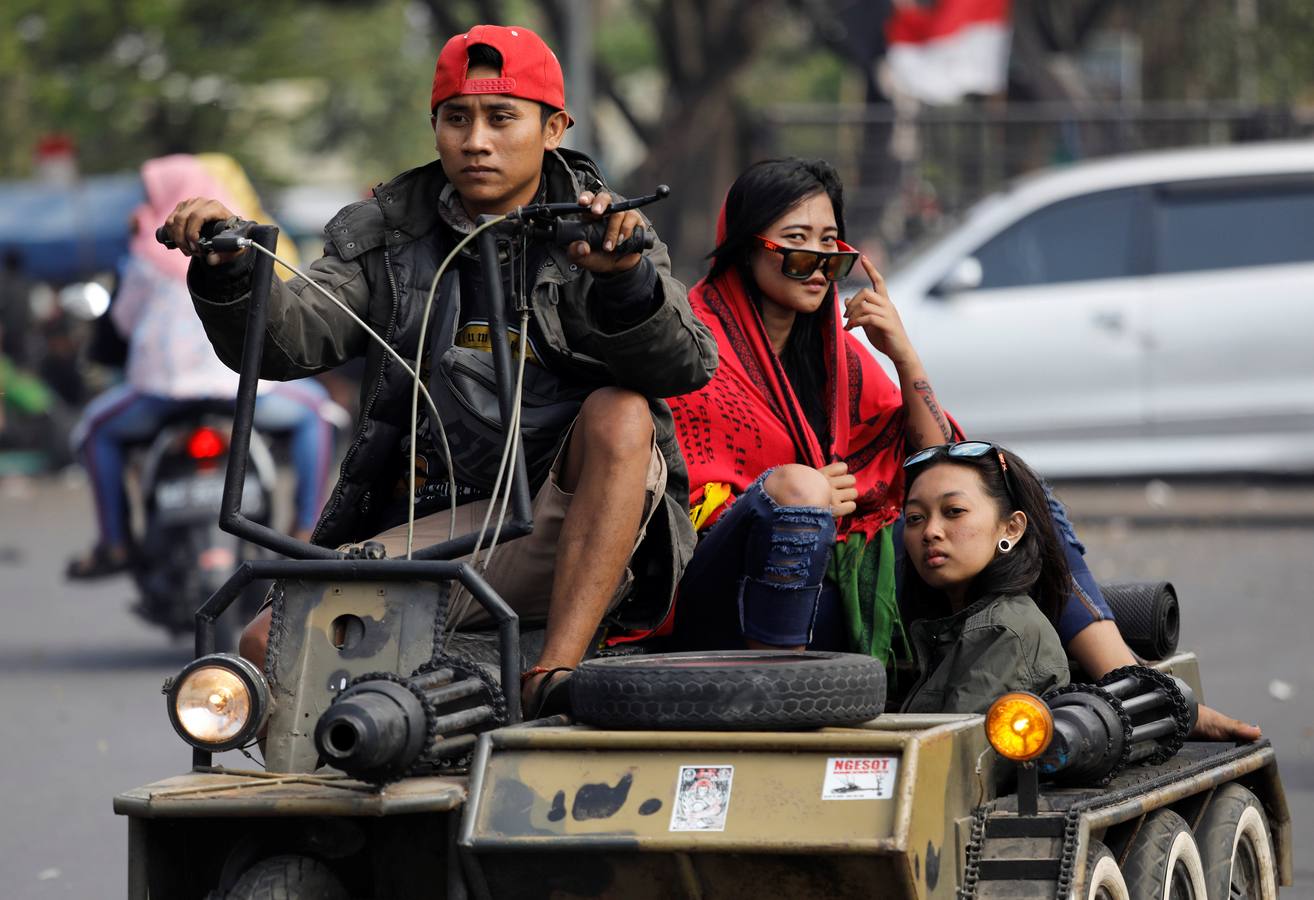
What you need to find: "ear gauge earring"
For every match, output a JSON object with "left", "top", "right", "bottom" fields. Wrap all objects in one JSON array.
[{"left": 997, "top": 538, "right": 1013, "bottom": 554}]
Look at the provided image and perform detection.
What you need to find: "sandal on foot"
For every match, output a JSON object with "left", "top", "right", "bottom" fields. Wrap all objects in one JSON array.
[
  {"left": 65, "top": 544, "right": 132, "bottom": 580},
  {"left": 522, "top": 666, "right": 574, "bottom": 720}
]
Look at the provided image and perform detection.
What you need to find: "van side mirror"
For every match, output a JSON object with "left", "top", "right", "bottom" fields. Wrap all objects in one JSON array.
[{"left": 933, "top": 257, "right": 983, "bottom": 296}]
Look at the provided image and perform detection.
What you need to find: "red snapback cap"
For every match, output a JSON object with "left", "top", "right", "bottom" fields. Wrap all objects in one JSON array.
[{"left": 431, "top": 24, "right": 571, "bottom": 124}]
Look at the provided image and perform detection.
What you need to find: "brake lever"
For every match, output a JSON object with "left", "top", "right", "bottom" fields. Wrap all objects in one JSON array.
[
  {"left": 154, "top": 219, "right": 251, "bottom": 254},
  {"left": 513, "top": 184, "right": 671, "bottom": 222}
]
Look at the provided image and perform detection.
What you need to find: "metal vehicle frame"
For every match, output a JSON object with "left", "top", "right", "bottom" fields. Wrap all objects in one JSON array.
[{"left": 116, "top": 223, "right": 1292, "bottom": 900}]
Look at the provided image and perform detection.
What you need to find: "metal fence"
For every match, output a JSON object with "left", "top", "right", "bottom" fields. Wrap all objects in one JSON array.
[{"left": 754, "top": 102, "right": 1310, "bottom": 264}]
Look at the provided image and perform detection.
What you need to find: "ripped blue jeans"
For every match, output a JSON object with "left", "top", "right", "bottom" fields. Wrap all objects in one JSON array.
[{"left": 672, "top": 470, "right": 844, "bottom": 650}]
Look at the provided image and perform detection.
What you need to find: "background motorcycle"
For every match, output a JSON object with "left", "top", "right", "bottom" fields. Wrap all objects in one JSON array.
[{"left": 131, "top": 402, "right": 276, "bottom": 649}]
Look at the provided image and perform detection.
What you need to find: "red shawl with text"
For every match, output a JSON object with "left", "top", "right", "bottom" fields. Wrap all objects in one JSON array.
[{"left": 669, "top": 265, "right": 914, "bottom": 541}]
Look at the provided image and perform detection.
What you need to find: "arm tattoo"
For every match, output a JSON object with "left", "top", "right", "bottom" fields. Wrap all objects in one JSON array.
[{"left": 913, "top": 379, "right": 953, "bottom": 441}]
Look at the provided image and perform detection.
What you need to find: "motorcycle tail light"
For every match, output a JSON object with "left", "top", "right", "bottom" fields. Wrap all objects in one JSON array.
[{"left": 187, "top": 426, "right": 227, "bottom": 460}]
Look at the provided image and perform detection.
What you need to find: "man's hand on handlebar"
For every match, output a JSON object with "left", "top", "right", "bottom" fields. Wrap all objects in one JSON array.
[
  {"left": 163, "top": 198, "right": 246, "bottom": 266},
  {"left": 567, "top": 191, "right": 644, "bottom": 275}
]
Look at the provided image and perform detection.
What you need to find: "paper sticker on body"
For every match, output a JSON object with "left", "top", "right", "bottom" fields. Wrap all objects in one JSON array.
[
  {"left": 821, "top": 756, "right": 899, "bottom": 800},
  {"left": 670, "top": 765, "right": 734, "bottom": 831}
]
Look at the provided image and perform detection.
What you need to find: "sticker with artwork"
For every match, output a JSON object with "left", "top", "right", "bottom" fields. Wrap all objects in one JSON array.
[{"left": 669, "top": 765, "right": 734, "bottom": 831}]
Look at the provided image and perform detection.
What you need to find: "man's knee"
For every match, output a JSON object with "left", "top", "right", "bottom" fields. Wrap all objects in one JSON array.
[
  {"left": 763, "top": 464, "right": 831, "bottom": 508},
  {"left": 239, "top": 606, "right": 272, "bottom": 670},
  {"left": 577, "top": 387, "right": 653, "bottom": 459}
]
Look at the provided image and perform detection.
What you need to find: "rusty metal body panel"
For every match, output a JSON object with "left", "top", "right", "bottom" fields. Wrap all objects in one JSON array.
[
  {"left": 117, "top": 614, "right": 1291, "bottom": 900},
  {"left": 459, "top": 717, "right": 992, "bottom": 900},
  {"left": 264, "top": 579, "right": 443, "bottom": 773}
]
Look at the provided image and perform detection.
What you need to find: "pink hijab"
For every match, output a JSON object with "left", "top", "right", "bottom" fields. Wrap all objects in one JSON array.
[{"left": 128, "top": 154, "right": 244, "bottom": 281}]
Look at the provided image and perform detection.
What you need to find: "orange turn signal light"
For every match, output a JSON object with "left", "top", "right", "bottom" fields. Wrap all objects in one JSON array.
[{"left": 985, "top": 691, "right": 1054, "bottom": 762}]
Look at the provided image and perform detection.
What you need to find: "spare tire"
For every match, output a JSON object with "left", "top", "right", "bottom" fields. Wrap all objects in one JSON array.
[
  {"left": 569, "top": 650, "right": 886, "bottom": 731},
  {"left": 1100, "top": 581, "right": 1180, "bottom": 661}
]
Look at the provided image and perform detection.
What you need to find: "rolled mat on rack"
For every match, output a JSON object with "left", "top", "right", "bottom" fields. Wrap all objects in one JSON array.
[{"left": 1099, "top": 581, "right": 1180, "bottom": 661}]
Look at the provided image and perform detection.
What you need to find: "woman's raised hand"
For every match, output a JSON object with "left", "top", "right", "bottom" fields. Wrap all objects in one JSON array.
[
  {"left": 843, "top": 255, "right": 917, "bottom": 369},
  {"left": 819, "top": 461, "right": 858, "bottom": 518}
]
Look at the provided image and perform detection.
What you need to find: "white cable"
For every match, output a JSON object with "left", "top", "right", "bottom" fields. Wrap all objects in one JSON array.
[
  {"left": 241, "top": 242, "right": 452, "bottom": 537},
  {"left": 481, "top": 308, "right": 530, "bottom": 564},
  {"left": 405, "top": 215, "right": 508, "bottom": 558},
  {"left": 241, "top": 226, "right": 529, "bottom": 640},
  {"left": 442, "top": 289, "right": 531, "bottom": 644},
  {"left": 245, "top": 216, "right": 507, "bottom": 560}
]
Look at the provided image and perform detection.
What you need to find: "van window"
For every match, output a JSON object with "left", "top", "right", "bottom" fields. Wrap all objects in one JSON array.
[
  {"left": 1154, "top": 184, "right": 1314, "bottom": 274},
  {"left": 970, "top": 189, "right": 1142, "bottom": 290}
]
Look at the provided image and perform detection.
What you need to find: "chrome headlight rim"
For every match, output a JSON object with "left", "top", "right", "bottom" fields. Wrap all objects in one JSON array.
[{"left": 165, "top": 653, "right": 270, "bottom": 752}]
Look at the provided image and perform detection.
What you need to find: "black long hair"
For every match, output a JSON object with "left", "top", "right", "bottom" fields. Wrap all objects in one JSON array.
[
  {"left": 900, "top": 447, "right": 1072, "bottom": 627},
  {"left": 708, "top": 158, "right": 847, "bottom": 447}
]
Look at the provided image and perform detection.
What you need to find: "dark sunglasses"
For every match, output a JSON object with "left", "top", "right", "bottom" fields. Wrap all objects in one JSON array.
[
  {"left": 903, "top": 441, "right": 1017, "bottom": 505},
  {"left": 754, "top": 235, "right": 860, "bottom": 282}
]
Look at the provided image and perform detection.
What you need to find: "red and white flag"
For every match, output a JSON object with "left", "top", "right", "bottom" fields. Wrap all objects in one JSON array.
[{"left": 885, "top": 0, "right": 1012, "bottom": 104}]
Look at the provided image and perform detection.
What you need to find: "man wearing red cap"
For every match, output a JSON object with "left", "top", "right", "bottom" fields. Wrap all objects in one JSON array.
[{"left": 164, "top": 24, "right": 717, "bottom": 714}]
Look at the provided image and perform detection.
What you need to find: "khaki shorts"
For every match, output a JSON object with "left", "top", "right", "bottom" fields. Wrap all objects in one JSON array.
[{"left": 370, "top": 426, "right": 667, "bottom": 630}]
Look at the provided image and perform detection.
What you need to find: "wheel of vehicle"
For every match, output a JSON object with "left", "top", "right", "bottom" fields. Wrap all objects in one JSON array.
[
  {"left": 223, "top": 854, "right": 349, "bottom": 900},
  {"left": 1085, "top": 840, "right": 1131, "bottom": 900},
  {"left": 1195, "top": 784, "right": 1277, "bottom": 900},
  {"left": 569, "top": 650, "right": 885, "bottom": 730},
  {"left": 1122, "top": 809, "right": 1208, "bottom": 900}
]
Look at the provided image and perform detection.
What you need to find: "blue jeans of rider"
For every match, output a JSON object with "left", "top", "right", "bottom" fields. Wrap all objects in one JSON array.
[
  {"left": 73, "top": 380, "right": 336, "bottom": 548},
  {"left": 674, "top": 470, "right": 846, "bottom": 650}
]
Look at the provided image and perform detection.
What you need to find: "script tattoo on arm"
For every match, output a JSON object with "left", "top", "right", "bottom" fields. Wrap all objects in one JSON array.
[{"left": 913, "top": 379, "right": 953, "bottom": 442}]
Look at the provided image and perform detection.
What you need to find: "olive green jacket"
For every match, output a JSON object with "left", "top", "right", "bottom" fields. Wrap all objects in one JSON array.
[{"left": 901, "top": 593, "right": 1070, "bottom": 715}]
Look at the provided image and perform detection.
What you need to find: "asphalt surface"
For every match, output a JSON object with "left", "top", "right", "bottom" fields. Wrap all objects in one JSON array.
[{"left": 0, "top": 475, "right": 1310, "bottom": 898}]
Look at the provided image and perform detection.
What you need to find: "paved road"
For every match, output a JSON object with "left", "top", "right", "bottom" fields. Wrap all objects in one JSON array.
[{"left": 0, "top": 476, "right": 1310, "bottom": 897}]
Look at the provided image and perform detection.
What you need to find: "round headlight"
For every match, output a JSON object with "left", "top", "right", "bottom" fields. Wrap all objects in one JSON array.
[
  {"left": 166, "top": 654, "right": 269, "bottom": 751},
  {"left": 985, "top": 691, "right": 1053, "bottom": 762}
]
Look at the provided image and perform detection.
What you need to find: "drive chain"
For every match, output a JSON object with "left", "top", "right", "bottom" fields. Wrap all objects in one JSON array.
[
  {"left": 1099, "top": 665, "right": 1193, "bottom": 764},
  {"left": 1053, "top": 807, "right": 1083, "bottom": 900},
  {"left": 957, "top": 802, "right": 989, "bottom": 899}
]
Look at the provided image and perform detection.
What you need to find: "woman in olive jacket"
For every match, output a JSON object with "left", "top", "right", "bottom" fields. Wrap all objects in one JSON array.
[{"left": 898, "top": 442, "right": 1070, "bottom": 715}]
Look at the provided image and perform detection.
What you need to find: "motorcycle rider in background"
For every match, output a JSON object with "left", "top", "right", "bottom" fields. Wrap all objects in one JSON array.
[{"left": 67, "top": 154, "right": 340, "bottom": 579}]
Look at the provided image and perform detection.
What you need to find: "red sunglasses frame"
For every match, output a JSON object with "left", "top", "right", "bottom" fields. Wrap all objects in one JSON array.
[{"left": 754, "top": 235, "right": 861, "bottom": 281}]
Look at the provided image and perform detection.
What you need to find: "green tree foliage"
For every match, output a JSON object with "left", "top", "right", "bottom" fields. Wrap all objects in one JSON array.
[{"left": 0, "top": 0, "right": 436, "bottom": 185}]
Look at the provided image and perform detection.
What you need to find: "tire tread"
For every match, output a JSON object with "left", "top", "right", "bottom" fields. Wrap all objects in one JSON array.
[
  {"left": 570, "top": 651, "right": 885, "bottom": 730},
  {"left": 224, "top": 855, "right": 348, "bottom": 900}
]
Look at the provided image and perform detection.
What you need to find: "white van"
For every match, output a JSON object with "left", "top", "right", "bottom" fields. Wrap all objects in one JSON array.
[{"left": 869, "top": 140, "right": 1314, "bottom": 477}]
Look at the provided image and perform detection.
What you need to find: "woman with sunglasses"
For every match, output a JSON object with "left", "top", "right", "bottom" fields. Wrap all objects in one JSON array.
[
  {"left": 899, "top": 442, "right": 1069, "bottom": 713},
  {"left": 665, "top": 157, "right": 957, "bottom": 654}
]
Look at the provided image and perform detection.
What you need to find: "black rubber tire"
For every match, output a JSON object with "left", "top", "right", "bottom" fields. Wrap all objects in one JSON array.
[
  {"left": 1100, "top": 581, "right": 1180, "bottom": 661},
  {"left": 1085, "top": 840, "right": 1131, "bottom": 900},
  {"left": 569, "top": 650, "right": 886, "bottom": 730},
  {"left": 1122, "top": 809, "right": 1208, "bottom": 900},
  {"left": 1196, "top": 784, "right": 1278, "bottom": 900},
  {"left": 223, "top": 855, "right": 349, "bottom": 900}
]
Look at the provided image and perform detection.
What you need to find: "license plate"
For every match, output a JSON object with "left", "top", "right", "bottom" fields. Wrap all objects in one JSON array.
[{"left": 155, "top": 476, "right": 227, "bottom": 511}]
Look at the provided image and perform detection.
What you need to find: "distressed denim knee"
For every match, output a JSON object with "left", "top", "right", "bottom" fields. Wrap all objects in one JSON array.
[{"left": 736, "top": 471, "right": 836, "bottom": 646}]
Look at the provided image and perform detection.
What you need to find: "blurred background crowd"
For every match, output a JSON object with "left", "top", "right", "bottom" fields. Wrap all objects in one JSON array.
[{"left": 2, "top": 0, "right": 1314, "bottom": 480}]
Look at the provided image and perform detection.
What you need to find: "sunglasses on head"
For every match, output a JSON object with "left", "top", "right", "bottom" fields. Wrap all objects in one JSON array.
[
  {"left": 754, "top": 235, "right": 860, "bottom": 282},
  {"left": 903, "top": 441, "right": 1017, "bottom": 506}
]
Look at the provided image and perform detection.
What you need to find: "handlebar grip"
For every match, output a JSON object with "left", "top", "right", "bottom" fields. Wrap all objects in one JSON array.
[
  {"left": 552, "top": 221, "right": 655, "bottom": 255},
  {"left": 154, "top": 219, "right": 230, "bottom": 251}
]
